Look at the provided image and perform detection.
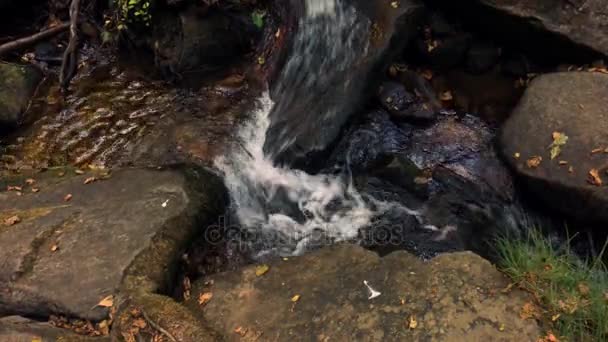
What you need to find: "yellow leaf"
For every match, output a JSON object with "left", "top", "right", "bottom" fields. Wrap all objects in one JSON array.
[
  {"left": 3, "top": 215, "right": 20, "bottom": 226},
  {"left": 588, "top": 169, "right": 602, "bottom": 186},
  {"left": 526, "top": 156, "right": 542, "bottom": 168},
  {"left": 549, "top": 132, "right": 568, "bottom": 160},
  {"left": 291, "top": 294, "right": 301, "bottom": 302},
  {"left": 255, "top": 264, "right": 270, "bottom": 276},
  {"left": 97, "top": 295, "right": 113, "bottom": 308},
  {"left": 551, "top": 314, "right": 561, "bottom": 322},
  {"left": 408, "top": 315, "right": 418, "bottom": 329},
  {"left": 198, "top": 292, "right": 213, "bottom": 306},
  {"left": 31, "top": 338, "right": 42, "bottom": 342}
]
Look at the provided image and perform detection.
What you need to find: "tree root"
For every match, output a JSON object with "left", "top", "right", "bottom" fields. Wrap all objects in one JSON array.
[
  {"left": 141, "top": 309, "right": 178, "bottom": 342},
  {"left": 59, "top": 0, "right": 81, "bottom": 92},
  {"left": 0, "top": 23, "right": 70, "bottom": 57}
]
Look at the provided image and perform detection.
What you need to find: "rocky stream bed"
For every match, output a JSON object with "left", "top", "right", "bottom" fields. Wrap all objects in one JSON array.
[{"left": 1, "top": 0, "right": 608, "bottom": 341}]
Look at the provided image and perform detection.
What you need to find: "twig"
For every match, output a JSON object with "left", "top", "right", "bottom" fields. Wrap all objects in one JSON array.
[
  {"left": 0, "top": 23, "right": 70, "bottom": 57},
  {"left": 141, "top": 309, "right": 178, "bottom": 342},
  {"left": 59, "top": 0, "right": 81, "bottom": 91}
]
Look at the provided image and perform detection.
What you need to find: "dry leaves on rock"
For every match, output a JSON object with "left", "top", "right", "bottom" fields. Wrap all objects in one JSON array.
[
  {"left": 3, "top": 215, "right": 20, "bottom": 226},
  {"left": 407, "top": 315, "right": 418, "bottom": 329},
  {"left": 527, "top": 156, "right": 543, "bottom": 169},
  {"left": 588, "top": 169, "right": 602, "bottom": 186},
  {"left": 255, "top": 264, "right": 270, "bottom": 276},
  {"left": 97, "top": 295, "right": 114, "bottom": 308},
  {"left": 549, "top": 132, "right": 568, "bottom": 160},
  {"left": 537, "top": 332, "right": 560, "bottom": 342},
  {"left": 198, "top": 292, "right": 213, "bottom": 306},
  {"left": 520, "top": 302, "right": 539, "bottom": 320}
]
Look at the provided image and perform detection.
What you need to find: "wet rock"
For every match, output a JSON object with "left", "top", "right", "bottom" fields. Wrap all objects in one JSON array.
[
  {"left": 0, "top": 62, "right": 43, "bottom": 131},
  {"left": 428, "top": 12, "right": 455, "bottom": 37},
  {"left": 500, "top": 72, "right": 608, "bottom": 225},
  {"left": 391, "top": 69, "right": 442, "bottom": 120},
  {"left": 0, "top": 316, "right": 105, "bottom": 342},
  {"left": 466, "top": 42, "right": 501, "bottom": 74},
  {"left": 433, "top": 0, "right": 608, "bottom": 60},
  {"left": 264, "top": 0, "right": 425, "bottom": 164},
  {"left": 0, "top": 167, "right": 227, "bottom": 321},
  {"left": 153, "top": 6, "right": 253, "bottom": 81},
  {"left": 378, "top": 82, "right": 437, "bottom": 123},
  {"left": 417, "top": 34, "right": 471, "bottom": 70},
  {"left": 186, "top": 244, "right": 541, "bottom": 341}
]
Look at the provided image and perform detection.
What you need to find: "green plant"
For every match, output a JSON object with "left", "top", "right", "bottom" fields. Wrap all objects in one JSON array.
[
  {"left": 496, "top": 229, "right": 608, "bottom": 341},
  {"left": 117, "top": 0, "right": 152, "bottom": 28}
]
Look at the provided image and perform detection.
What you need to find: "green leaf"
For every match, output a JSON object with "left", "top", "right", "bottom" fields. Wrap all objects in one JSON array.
[
  {"left": 549, "top": 132, "right": 568, "bottom": 160},
  {"left": 251, "top": 11, "right": 266, "bottom": 29}
]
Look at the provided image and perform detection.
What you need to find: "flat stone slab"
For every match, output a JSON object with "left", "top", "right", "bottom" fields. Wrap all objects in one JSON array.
[
  {"left": 186, "top": 244, "right": 541, "bottom": 341},
  {"left": 0, "top": 167, "right": 223, "bottom": 321},
  {"left": 0, "top": 316, "right": 106, "bottom": 342}
]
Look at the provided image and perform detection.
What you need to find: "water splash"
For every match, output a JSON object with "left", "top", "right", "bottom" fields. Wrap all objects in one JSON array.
[{"left": 216, "top": 0, "right": 414, "bottom": 256}]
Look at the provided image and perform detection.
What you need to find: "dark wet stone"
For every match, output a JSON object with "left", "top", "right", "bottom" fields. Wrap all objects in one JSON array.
[
  {"left": 0, "top": 167, "right": 226, "bottom": 321},
  {"left": 378, "top": 81, "right": 437, "bottom": 123},
  {"left": 186, "top": 244, "right": 540, "bottom": 341},
  {"left": 500, "top": 72, "right": 608, "bottom": 226},
  {"left": 0, "top": 63, "right": 43, "bottom": 131},
  {"left": 466, "top": 42, "right": 501, "bottom": 74},
  {"left": 417, "top": 34, "right": 470, "bottom": 70},
  {"left": 428, "top": 12, "right": 455, "bottom": 37}
]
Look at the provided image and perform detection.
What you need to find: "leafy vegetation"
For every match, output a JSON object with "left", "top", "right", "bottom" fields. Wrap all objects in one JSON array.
[
  {"left": 496, "top": 229, "right": 608, "bottom": 341},
  {"left": 117, "top": 0, "right": 152, "bottom": 27}
]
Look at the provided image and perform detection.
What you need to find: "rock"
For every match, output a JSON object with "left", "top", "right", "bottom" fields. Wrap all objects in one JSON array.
[
  {"left": 0, "top": 167, "right": 227, "bottom": 321},
  {"left": 500, "top": 72, "right": 608, "bottom": 225},
  {"left": 0, "top": 316, "right": 106, "bottom": 342},
  {"left": 378, "top": 82, "right": 437, "bottom": 123},
  {"left": 416, "top": 34, "right": 471, "bottom": 70},
  {"left": 0, "top": 62, "right": 43, "bottom": 131},
  {"left": 466, "top": 42, "right": 501, "bottom": 74},
  {"left": 186, "top": 244, "right": 541, "bottom": 341},
  {"left": 434, "top": 0, "right": 608, "bottom": 59},
  {"left": 153, "top": 5, "right": 254, "bottom": 81},
  {"left": 263, "top": 0, "right": 425, "bottom": 163}
]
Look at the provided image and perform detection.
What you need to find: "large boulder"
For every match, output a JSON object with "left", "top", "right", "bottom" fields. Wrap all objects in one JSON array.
[
  {"left": 432, "top": 0, "right": 608, "bottom": 59},
  {"left": 263, "top": 0, "right": 425, "bottom": 163},
  {"left": 500, "top": 72, "right": 608, "bottom": 225},
  {"left": 0, "top": 62, "right": 43, "bottom": 131},
  {"left": 186, "top": 244, "right": 541, "bottom": 341},
  {"left": 0, "top": 167, "right": 226, "bottom": 321}
]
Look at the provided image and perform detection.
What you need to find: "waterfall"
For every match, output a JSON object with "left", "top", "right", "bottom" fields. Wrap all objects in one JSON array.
[{"left": 215, "top": 0, "right": 413, "bottom": 256}]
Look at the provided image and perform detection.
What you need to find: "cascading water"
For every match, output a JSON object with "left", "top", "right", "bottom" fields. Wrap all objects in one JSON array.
[{"left": 215, "top": 0, "right": 420, "bottom": 256}]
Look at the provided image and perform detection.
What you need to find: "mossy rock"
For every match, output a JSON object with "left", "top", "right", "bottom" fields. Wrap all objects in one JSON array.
[{"left": 0, "top": 62, "right": 43, "bottom": 130}]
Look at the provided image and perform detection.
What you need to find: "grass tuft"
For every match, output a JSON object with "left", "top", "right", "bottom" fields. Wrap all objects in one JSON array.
[{"left": 496, "top": 229, "right": 608, "bottom": 341}]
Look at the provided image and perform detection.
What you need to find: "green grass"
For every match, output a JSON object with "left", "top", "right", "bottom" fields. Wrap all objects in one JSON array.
[{"left": 496, "top": 229, "right": 608, "bottom": 341}]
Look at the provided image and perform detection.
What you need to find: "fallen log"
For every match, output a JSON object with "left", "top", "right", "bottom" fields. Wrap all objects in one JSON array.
[{"left": 0, "top": 23, "right": 70, "bottom": 57}]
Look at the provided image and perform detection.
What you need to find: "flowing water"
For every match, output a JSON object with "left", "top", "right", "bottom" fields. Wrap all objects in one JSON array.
[{"left": 216, "top": 0, "right": 418, "bottom": 256}]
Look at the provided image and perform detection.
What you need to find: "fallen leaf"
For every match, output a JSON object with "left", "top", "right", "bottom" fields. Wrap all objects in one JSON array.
[
  {"left": 420, "top": 69, "right": 433, "bottom": 80},
  {"left": 51, "top": 244, "right": 59, "bottom": 252},
  {"left": 7, "top": 185, "right": 22, "bottom": 191},
  {"left": 439, "top": 90, "right": 453, "bottom": 101},
  {"left": 390, "top": 1, "right": 399, "bottom": 8},
  {"left": 3, "top": 215, "right": 20, "bottom": 226},
  {"left": 198, "top": 292, "right": 213, "bottom": 306},
  {"left": 408, "top": 315, "right": 418, "bottom": 329},
  {"left": 255, "top": 264, "right": 270, "bottom": 276},
  {"left": 64, "top": 194, "right": 73, "bottom": 202},
  {"left": 31, "top": 337, "right": 42, "bottom": 342},
  {"left": 84, "top": 177, "right": 96, "bottom": 185},
  {"left": 526, "top": 156, "right": 543, "bottom": 168},
  {"left": 551, "top": 314, "right": 561, "bottom": 322},
  {"left": 568, "top": 166, "right": 574, "bottom": 173},
  {"left": 591, "top": 148, "right": 603, "bottom": 154},
  {"left": 520, "top": 302, "right": 538, "bottom": 320},
  {"left": 291, "top": 294, "right": 301, "bottom": 302},
  {"left": 234, "top": 326, "right": 248, "bottom": 336},
  {"left": 499, "top": 323, "right": 505, "bottom": 331},
  {"left": 75, "top": 169, "right": 85, "bottom": 175},
  {"left": 32, "top": 188, "right": 40, "bottom": 193},
  {"left": 514, "top": 152, "right": 521, "bottom": 159},
  {"left": 25, "top": 178, "right": 36, "bottom": 185},
  {"left": 549, "top": 132, "right": 568, "bottom": 160},
  {"left": 132, "top": 318, "right": 147, "bottom": 329},
  {"left": 97, "top": 295, "right": 113, "bottom": 308},
  {"left": 588, "top": 169, "right": 602, "bottom": 186}
]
